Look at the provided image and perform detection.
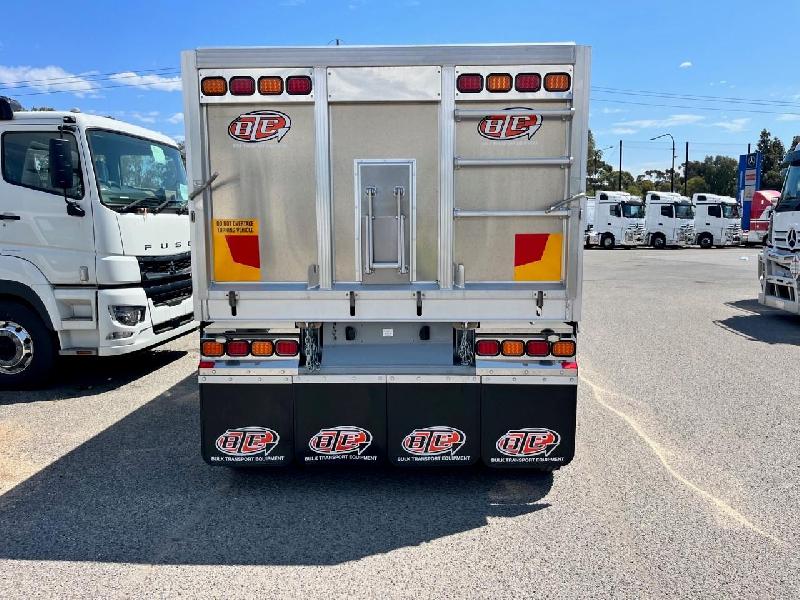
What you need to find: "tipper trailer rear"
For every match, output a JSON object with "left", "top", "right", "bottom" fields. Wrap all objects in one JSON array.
[{"left": 182, "top": 43, "right": 590, "bottom": 470}]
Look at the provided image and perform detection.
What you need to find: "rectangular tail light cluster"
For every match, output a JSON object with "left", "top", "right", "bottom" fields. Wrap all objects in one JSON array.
[
  {"left": 201, "top": 75, "right": 312, "bottom": 97},
  {"left": 456, "top": 71, "right": 569, "bottom": 94},
  {"left": 475, "top": 338, "right": 576, "bottom": 358},
  {"left": 201, "top": 338, "right": 299, "bottom": 358}
]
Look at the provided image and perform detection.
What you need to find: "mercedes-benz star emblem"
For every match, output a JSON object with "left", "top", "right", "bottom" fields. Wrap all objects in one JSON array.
[{"left": 788, "top": 228, "right": 798, "bottom": 249}]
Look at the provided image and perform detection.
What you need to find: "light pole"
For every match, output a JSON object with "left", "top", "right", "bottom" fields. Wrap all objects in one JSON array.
[
  {"left": 594, "top": 145, "right": 613, "bottom": 193},
  {"left": 650, "top": 133, "right": 676, "bottom": 193}
]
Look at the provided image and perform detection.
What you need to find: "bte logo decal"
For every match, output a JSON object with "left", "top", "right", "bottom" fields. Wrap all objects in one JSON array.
[
  {"left": 478, "top": 108, "right": 542, "bottom": 141},
  {"left": 228, "top": 110, "right": 291, "bottom": 143},
  {"left": 496, "top": 428, "right": 560, "bottom": 457},
  {"left": 309, "top": 426, "right": 373, "bottom": 455},
  {"left": 216, "top": 427, "right": 280, "bottom": 456},
  {"left": 402, "top": 426, "right": 466, "bottom": 456}
]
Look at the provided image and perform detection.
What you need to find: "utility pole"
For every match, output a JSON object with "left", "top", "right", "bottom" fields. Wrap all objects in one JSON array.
[
  {"left": 684, "top": 141, "right": 689, "bottom": 196},
  {"left": 618, "top": 140, "right": 623, "bottom": 190},
  {"left": 650, "top": 132, "right": 675, "bottom": 193},
  {"left": 595, "top": 145, "right": 613, "bottom": 194}
]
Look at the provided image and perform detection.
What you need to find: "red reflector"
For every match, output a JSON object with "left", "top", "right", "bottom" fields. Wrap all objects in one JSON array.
[
  {"left": 275, "top": 339, "right": 299, "bottom": 356},
  {"left": 456, "top": 73, "right": 483, "bottom": 93},
  {"left": 229, "top": 76, "right": 255, "bottom": 96},
  {"left": 286, "top": 76, "right": 312, "bottom": 95},
  {"left": 515, "top": 73, "right": 541, "bottom": 92},
  {"left": 226, "top": 340, "right": 250, "bottom": 357},
  {"left": 526, "top": 340, "right": 549, "bottom": 356},
  {"left": 199, "top": 360, "right": 215, "bottom": 369},
  {"left": 475, "top": 339, "right": 500, "bottom": 356},
  {"left": 561, "top": 361, "right": 578, "bottom": 370}
]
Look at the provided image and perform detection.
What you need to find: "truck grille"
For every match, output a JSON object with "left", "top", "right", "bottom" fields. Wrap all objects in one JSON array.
[
  {"left": 137, "top": 252, "right": 192, "bottom": 307},
  {"left": 137, "top": 252, "right": 192, "bottom": 282},
  {"left": 153, "top": 313, "right": 194, "bottom": 334},
  {"left": 624, "top": 223, "right": 645, "bottom": 243},
  {"left": 679, "top": 225, "right": 695, "bottom": 243}
]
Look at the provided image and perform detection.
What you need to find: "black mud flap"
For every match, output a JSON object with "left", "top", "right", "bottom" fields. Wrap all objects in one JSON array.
[
  {"left": 387, "top": 381, "right": 480, "bottom": 467},
  {"left": 481, "top": 382, "right": 577, "bottom": 469},
  {"left": 294, "top": 381, "right": 386, "bottom": 465},
  {"left": 200, "top": 382, "right": 293, "bottom": 466}
]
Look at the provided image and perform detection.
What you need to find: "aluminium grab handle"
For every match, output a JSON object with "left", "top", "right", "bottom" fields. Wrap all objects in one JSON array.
[
  {"left": 364, "top": 186, "right": 376, "bottom": 274},
  {"left": 394, "top": 186, "right": 407, "bottom": 274}
]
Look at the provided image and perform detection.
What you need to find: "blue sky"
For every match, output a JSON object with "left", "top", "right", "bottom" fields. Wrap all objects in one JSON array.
[{"left": 1, "top": 0, "right": 798, "bottom": 175}]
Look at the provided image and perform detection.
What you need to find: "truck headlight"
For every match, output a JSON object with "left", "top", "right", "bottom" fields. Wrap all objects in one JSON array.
[{"left": 109, "top": 305, "right": 146, "bottom": 326}]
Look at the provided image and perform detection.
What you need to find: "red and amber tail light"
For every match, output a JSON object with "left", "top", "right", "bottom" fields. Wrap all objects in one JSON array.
[
  {"left": 475, "top": 338, "right": 576, "bottom": 358},
  {"left": 200, "top": 338, "right": 299, "bottom": 358}
]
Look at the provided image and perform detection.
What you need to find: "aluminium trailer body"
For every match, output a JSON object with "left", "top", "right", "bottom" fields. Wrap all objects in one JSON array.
[{"left": 182, "top": 43, "right": 590, "bottom": 469}]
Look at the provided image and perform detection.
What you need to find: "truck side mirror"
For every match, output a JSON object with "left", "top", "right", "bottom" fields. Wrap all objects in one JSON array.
[
  {"left": 49, "top": 138, "right": 74, "bottom": 189},
  {"left": 48, "top": 138, "right": 85, "bottom": 217}
]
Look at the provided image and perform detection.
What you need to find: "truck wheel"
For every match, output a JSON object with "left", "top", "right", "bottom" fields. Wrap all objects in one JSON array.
[
  {"left": 698, "top": 234, "right": 713, "bottom": 249},
  {"left": 652, "top": 234, "right": 666, "bottom": 249},
  {"left": 0, "top": 302, "right": 56, "bottom": 389},
  {"left": 601, "top": 234, "right": 615, "bottom": 249}
]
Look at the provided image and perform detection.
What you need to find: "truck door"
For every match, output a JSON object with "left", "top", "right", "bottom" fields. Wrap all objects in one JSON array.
[{"left": 0, "top": 128, "right": 96, "bottom": 284}]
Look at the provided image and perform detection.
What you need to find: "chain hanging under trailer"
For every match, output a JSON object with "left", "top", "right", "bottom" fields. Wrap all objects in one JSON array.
[
  {"left": 304, "top": 327, "right": 321, "bottom": 372},
  {"left": 458, "top": 329, "right": 473, "bottom": 366}
]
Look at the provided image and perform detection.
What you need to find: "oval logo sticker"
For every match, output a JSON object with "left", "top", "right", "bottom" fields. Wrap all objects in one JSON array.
[
  {"left": 478, "top": 108, "right": 541, "bottom": 141},
  {"left": 228, "top": 110, "right": 291, "bottom": 143}
]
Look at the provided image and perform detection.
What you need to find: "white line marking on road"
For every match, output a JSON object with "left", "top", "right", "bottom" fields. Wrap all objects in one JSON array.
[{"left": 580, "top": 374, "right": 786, "bottom": 546}]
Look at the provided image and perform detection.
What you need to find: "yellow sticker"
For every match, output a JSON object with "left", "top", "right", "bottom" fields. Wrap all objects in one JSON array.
[{"left": 213, "top": 218, "right": 261, "bottom": 281}]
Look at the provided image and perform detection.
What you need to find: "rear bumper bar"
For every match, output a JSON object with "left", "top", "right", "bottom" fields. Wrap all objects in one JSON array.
[{"left": 200, "top": 376, "right": 577, "bottom": 469}]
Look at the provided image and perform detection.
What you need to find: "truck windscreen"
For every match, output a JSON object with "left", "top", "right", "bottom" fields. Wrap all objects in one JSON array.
[
  {"left": 775, "top": 164, "right": 800, "bottom": 213},
  {"left": 622, "top": 203, "right": 645, "bottom": 218},
  {"left": 675, "top": 203, "right": 694, "bottom": 219},
  {"left": 86, "top": 130, "right": 188, "bottom": 213},
  {"left": 721, "top": 204, "right": 740, "bottom": 218}
]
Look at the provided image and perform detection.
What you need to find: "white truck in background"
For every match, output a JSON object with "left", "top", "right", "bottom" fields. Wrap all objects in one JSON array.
[
  {"left": 759, "top": 143, "right": 800, "bottom": 313},
  {"left": 183, "top": 43, "right": 589, "bottom": 470},
  {"left": 644, "top": 191, "right": 695, "bottom": 249},
  {"left": 0, "top": 99, "right": 195, "bottom": 387},
  {"left": 584, "top": 191, "right": 645, "bottom": 249},
  {"left": 691, "top": 193, "right": 742, "bottom": 248}
]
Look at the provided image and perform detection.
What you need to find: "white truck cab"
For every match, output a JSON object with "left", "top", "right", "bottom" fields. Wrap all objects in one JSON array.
[
  {"left": 644, "top": 191, "right": 695, "bottom": 249},
  {"left": 585, "top": 191, "right": 645, "bottom": 248},
  {"left": 692, "top": 193, "right": 742, "bottom": 248},
  {"left": 759, "top": 143, "right": 800, "bottom": 313},
  {"left": 0, "top": 98, "right": 195, "bottom": 386}
]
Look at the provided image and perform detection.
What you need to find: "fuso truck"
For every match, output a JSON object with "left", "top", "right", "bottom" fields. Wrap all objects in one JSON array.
[
  {"left": 584, "top": 191, "right": 645, "bottom": 249},
  {"left": 182, "top": 43, "right": 590, "bottom": 470},
  {"left": 759, "top": 143, "right": 800, "bottom": 313},
  {"left": 0, "top": 99, "right": 195, "bottom": 387}
]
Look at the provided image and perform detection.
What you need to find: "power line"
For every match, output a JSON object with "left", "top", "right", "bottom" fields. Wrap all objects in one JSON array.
[
  {"left": 592, "top": 97, "right": 800, "bottom": 116},
  {"left": 0, "top": 66, "right": 179, "bottom": 89},
  {"left": 593, "top": 85, "right": 800, "bottom": 109},
  {"left": 8, "top": 78, "right": 183, "bottom": 97}
]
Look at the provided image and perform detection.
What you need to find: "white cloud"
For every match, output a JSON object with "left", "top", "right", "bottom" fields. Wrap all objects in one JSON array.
[
  {"left": 777, "top": 113, "right": 800, "bottom": 122},
  {"left": 108, "top": 71, "right": 181, "bottom": 92},
  {"left": 711, "top": 117, "right": 749, "bottom": 132},
  {"left": 128, "top": 110, "right": 160, "bottom": 124},
  {"left": 611, "top": 127, "right": 636, "bottom": 135},
  {"left": 601, "top": 107, "right": 626, "bottom": 114},
  {"left": 0, "top": 64, "right": 97, "bottom": 97},
  {"left": 679, "top": 61, "right": 693, "bottom": 69},
  {"left": 613, "top": 114, "right": 705, "bottom": 131},
  {"left": 167, "top": 112, "right": 184, "bottom": 124}
]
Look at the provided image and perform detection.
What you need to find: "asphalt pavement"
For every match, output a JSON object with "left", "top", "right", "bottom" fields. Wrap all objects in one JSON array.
[{"left": 0, "top": 247, "right": 797, "bottom": 598}]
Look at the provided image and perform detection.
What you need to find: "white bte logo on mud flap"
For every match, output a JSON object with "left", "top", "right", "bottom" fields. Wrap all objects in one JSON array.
[
  {"left": 228, "top": 110, "right": 291, "bottom": 143},
  {"left": 496, "top": 428, "right": 560, "bottom": 457},
  {"left": 215, "top": 427, "right": 280, "bottom": 456},
  {"left": 478, "top": 108, "right": 542, "bottom": 141},
  {"left": 309, "top": 426, "right": 373, "bottom": 455},
  {"left": 402, "top": 426, "right": 466, "bottom": 456}
]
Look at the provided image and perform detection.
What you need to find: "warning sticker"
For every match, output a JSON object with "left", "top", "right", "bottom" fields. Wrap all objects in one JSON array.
[
  {"left": 213, "top": 218, "right": 261, "bottom": 281},
  {"left": 513, "top": 233, "right": 563, "bottom": 281}
]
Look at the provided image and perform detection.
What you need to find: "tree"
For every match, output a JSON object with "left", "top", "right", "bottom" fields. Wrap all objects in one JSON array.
[
  {"left": 587, "top": 129, "right": 613, "bottom": 193},
  {"left": 686, "top": 176, "right": 707, "bottom": 197},
  {"left": 756, "top": 129, "right": 786, "bottom": 191},
  {"left": 29, "top": 106, "right": 55, "bottom": 111},
  {"left": 790, "top": 135, "right": 800, "bottom": 151},
  {"left": 685, "top": 155, "right": 737, "bottom": 196}
]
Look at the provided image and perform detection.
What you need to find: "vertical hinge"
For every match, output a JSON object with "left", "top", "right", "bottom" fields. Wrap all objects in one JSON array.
[
  {"left": 349, "top": 291, "right": 356, "bottom": 317},
  {"left": 416, "top": 290, "right": 423, "bottom": 316},
  {"left": 536, "top": 290, "right": 544, "bottom": 316},
  {"left": 228, "top": 290, "right": 239, "bottom": 317}
]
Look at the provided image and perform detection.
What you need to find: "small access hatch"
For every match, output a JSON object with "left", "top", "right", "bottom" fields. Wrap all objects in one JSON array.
[{"left": 357, "top": 160, "right": 414, "bottom": 284}]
